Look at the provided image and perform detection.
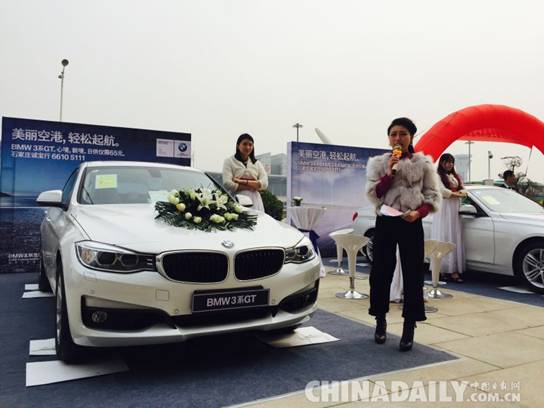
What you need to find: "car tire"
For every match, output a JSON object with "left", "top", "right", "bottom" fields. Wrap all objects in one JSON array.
[
  {"left": 38, "top": 259, "right": 52, "bottom": 293},
  {"left": 514, "top": 241, "right": 544, "bottom": 294},
  {"left": 362, "top": 230, "right": 374, "bottom": 264},
  {"left": 55, "top": 262, "right": 86, "bottom": 362}
]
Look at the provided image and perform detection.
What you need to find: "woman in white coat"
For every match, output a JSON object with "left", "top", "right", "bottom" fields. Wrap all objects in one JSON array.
[
  {"left": 222, "top": 133, "right": 268, "bottom": 211},
  {"left": 431, "top": 153, "right": 466, "bottom": 282}
]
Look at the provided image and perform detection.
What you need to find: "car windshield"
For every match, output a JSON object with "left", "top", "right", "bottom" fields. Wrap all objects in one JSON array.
[
  {"left": 78, "top": 166, "right": 223, "bottom": 205},
  {"left": 470, "top": 188, "right": 544, "bottom": 214}
]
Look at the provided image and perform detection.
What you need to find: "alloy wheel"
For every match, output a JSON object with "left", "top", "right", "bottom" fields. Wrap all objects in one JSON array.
[{"left": 522, "top": 248, "right": 544, "bottom": 290}]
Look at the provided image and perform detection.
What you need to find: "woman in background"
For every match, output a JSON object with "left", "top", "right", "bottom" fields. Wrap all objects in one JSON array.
[
  {"left": 222, "top": 133, "right": 268, "bottom": 211},
  {"left": 431, "top": 153, "right": 466, "bottom": 282}
]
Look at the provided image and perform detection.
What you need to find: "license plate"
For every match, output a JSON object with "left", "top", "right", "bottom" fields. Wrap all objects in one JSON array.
[{"left": 192, "top": 288, "right": 270, "bottom": 313}]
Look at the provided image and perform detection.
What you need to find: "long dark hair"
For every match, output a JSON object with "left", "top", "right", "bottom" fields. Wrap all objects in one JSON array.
[
  {"left": 234, "top": 133, "right": 257, "bottom": 164},
  {"left": 387, "top": 117, "right": 416, "bottom": 153},
  {"left": 437, "top": 153, "right": 463, "bottom": 190}
]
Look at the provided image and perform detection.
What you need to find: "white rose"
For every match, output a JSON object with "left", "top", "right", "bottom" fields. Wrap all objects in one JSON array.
[
  {"left": 210, "top": 214, "right": 225, "bottom": 224},
  {"left": 185, "top": 212, "right": 192, "bottom": 220},
  {"left": 176, "top": 203, "right": 186, "bottom": 212},
  {"left": 224, "top": 213, "right": 233, "bottom": 221},
  {"left": 193, "top": 216, "right": 202, "bottom": 224},
  {"left": 169, "top": 195, "right": 180, "bottom": 205},
  {"left": 234, "top": 204, "right": 243, "bottom": 214}
]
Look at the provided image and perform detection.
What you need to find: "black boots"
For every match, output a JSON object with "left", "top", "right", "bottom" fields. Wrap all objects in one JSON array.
[
  {"left": 374, "top": 316, "right": 387, "bottom": 344},
  {"left": 399, "top": 319, "right": 416, "bottom": 351},
  {"left": 374, "top": 316, "right": 417, "bottom": 350}
]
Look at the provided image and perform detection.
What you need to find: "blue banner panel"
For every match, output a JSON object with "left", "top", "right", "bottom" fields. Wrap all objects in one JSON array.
[
  {"left": 0, "top": 116, "right": 191, "bottom": 273},
  {"left": 287, "top": 142, "right": 388, "bottom": 255}
]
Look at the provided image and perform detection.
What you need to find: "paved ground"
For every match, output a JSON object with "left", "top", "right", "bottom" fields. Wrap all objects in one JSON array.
[
  {"left": 243, "top": 268, "right": 544, "bottom": 407},
  {"left": 2, "top": 261, "right": 543, "bottom": 407},
  {"left": 0, "top": 272, "right": 453, "bottom": 408}
]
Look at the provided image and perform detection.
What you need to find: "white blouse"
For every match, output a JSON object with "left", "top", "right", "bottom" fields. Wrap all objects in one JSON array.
[
  {"left": 441, "top": 173, "right": 466, "bottom": 198},
  {"left": 222, "top": 155, "right": 269, "bottom": 194}
]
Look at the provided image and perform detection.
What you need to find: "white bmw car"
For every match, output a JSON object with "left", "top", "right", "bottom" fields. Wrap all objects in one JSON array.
[
  {"left": 37, "top": 161, "right": 320, "bottom": 362},
  {"left": 352, "top": 185, "right": 544, "bottom": 293}
]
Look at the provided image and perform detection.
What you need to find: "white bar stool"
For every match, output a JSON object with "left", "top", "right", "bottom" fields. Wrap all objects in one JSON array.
[
  {"left": 424, "top": 240, "right": 456, "bottom": 299},
  {"left": 329, "top": 228, "right": 369, "bottom": 300},
  {"left": 329, "top": 230, "right": 367, "bottom": 280},
  {"left": 328, "top": 238, "right": 349, "bottom": 276}
]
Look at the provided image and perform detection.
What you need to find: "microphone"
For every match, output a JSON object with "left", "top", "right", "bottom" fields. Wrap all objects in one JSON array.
[{"left": 391, "top": 144, "right": 403, "bottom": 175}]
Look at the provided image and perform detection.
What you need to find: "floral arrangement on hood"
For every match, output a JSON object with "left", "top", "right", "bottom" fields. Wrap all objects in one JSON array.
[{"left": 155, "top": 188, "right": 257, "bottom": 231}]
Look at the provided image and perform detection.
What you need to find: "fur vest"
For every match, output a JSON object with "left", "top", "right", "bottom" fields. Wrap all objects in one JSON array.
[{"left": 366, "top": 152, "right": 442, "bottom": 215}]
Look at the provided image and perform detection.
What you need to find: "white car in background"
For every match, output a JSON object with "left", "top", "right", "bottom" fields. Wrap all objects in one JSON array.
[
  {"left": 37, "top": 161, "right": 320, "bottom": 362},
  {"left": 352, "top": 185, "right": 544, "bottom": 293}
]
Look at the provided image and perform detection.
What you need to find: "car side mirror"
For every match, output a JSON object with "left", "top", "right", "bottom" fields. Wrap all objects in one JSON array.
[
  {"left": 36, "top": 190, "right": 65, "bottom": 209},
  {"left": 459, "top": 204, "right": 477, "bottom": 216},
  {"left": 236, "top": 194, "right": 253, "bottom": 207}
]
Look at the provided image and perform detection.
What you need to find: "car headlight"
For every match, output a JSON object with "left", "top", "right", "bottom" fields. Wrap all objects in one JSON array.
[
  {"left": 75, "top": 241, "right": 156, "bottom": 273},
  {"left": 284, "top": 239, "right": 316, "bottom": 264}
]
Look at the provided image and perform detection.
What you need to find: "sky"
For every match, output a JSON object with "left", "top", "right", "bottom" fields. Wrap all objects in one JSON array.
[{"left": 1, "top": 0, "right": 544, "bottom": 182}]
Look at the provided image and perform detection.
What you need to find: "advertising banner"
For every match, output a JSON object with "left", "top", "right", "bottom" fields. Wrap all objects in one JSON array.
[
  {"left": 287, "top": 141, "right": 387, "bottom": 256},
  {"left": 0, "top": 117, "right": 191, "bottom": 273}
]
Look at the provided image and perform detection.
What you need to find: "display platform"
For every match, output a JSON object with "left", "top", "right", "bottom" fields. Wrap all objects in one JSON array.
[{"left": 0, "top": 272, "right": 456, "bottom": 407}]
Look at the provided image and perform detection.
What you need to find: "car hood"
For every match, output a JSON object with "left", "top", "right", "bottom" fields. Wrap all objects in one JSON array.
[
  {"left": 71, "top": 204, "right": 303, "bottom": 253},
  {"left": 498, "top": 212, "right": 544, "bottom": 225}
]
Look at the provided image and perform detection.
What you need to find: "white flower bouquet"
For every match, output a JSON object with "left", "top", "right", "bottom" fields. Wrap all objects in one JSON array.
[{"left": 155, "top": 188, "right": 257, "bottom": 231}]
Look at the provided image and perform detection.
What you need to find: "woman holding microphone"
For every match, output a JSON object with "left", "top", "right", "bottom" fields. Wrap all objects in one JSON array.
[{"left": 365, "top": 118, "right": 441, "bottom": 351}]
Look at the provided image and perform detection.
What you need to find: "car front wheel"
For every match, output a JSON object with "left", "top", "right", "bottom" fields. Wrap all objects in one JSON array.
[
  {"left": 55, "top": 261, "right": 86, "bottom": 362},
  {"left": 514, "top": 241, "right": 544, "bottom": 294},
  {"left": 38, "top": 259, "right": 52, "bottom": 292}
]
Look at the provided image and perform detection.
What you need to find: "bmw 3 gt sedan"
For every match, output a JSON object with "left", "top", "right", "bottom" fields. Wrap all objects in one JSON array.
[
  {"left": 352, "top": 185, "right": 544, "bottom": 293},
  {"left": 37, "top": 161, "right": 320, "bottom": 362}
]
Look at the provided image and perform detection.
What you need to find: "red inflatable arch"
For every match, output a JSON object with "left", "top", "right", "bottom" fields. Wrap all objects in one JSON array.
[{"left": 414, "top": 104, "right": 544, "bottom": 161}]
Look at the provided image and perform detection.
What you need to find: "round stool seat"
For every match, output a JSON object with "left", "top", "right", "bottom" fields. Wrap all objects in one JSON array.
[
  {"left": 425, "top": 240, "right": 456, "bottom": 299},
  {"left": 330, "top": 229, "right": 369, "bottom": 300}
]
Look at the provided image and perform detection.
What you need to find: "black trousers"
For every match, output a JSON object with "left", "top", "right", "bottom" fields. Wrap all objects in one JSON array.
[{"left": 368, "top": 216, "right": 426, "bottom": 322}]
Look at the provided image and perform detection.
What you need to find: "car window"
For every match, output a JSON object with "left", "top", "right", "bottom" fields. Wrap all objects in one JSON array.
[
  {"left": 78, "top": 166, "right": 223, "bottom": 205},
  {"left": 471, "top": 188, "right": 544, "bottom": 214},
  {"left": 62, "top": 169, "right": 79, "bottom": 207}
]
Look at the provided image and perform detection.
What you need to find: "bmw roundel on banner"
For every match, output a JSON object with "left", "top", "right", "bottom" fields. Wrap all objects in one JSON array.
[{"left": 175, "top": 141, "right": 191, "bottom": 158}]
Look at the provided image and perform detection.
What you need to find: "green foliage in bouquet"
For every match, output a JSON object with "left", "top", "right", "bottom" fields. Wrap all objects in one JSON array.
[
  {"left": 155, "top": 188, "right": 257, "bottom": 232},
  {"left": 260, "top": 189, "right": 284, "bottom": 221}
]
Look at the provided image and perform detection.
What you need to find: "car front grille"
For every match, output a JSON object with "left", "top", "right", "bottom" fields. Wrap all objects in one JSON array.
[
  {"left": 235, "top": 249, "right": 285, "bottom": 280},
  {"left": 161, "top": 252, "right": 228, "bottom": 283}
]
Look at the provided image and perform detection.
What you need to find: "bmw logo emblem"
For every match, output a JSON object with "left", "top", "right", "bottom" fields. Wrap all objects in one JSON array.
[
  {"left": 221, "top": 240, "right": 234, "bottom": 249},
  {"left": 178, "top": 143, "right": 188, "bottom": 152}
]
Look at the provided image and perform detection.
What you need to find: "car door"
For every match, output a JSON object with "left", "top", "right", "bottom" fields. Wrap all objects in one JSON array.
[
  {"left": 461, "top": 195, "right": 495, "bottom": 267},
  {"left": 42, "top": 169, "right": 79, "bottom": 275}
]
